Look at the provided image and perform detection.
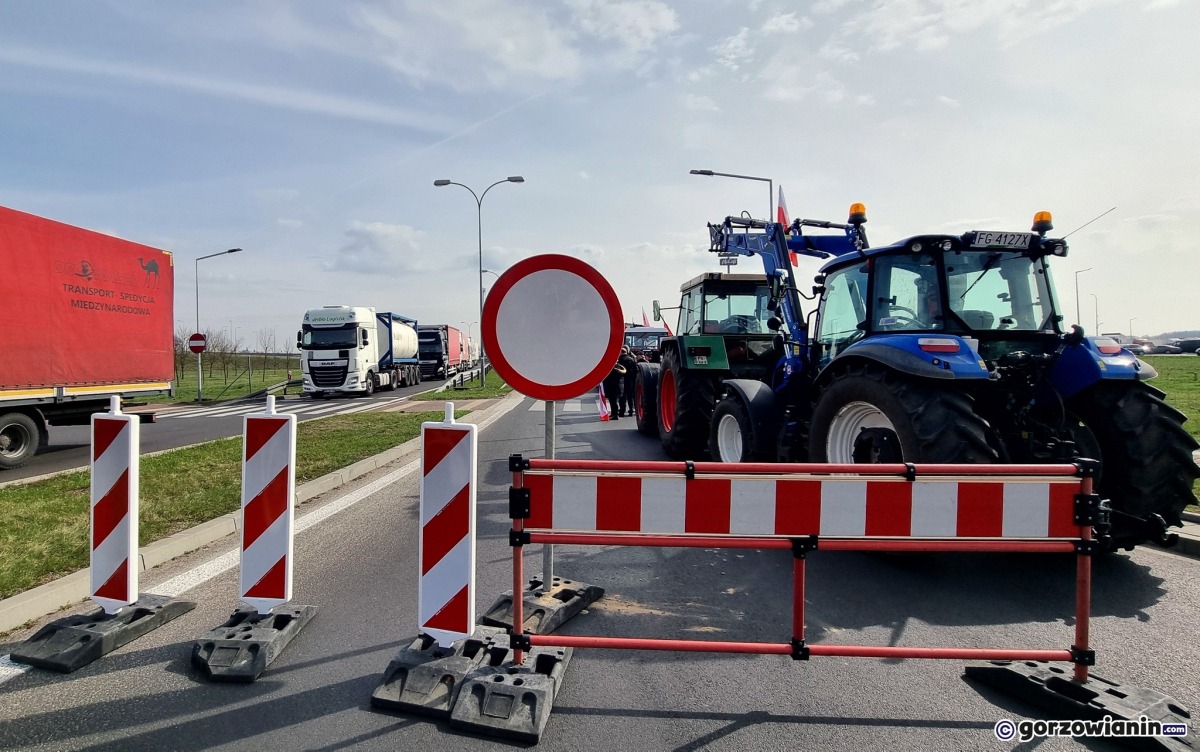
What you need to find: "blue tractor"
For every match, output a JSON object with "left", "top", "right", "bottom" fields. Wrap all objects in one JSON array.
[{"left": 636, "top": 206, "right": 1198, "bottom": 549}]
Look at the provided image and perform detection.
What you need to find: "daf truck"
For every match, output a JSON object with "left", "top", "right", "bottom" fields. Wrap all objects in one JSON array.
[
  {"left": 0, "top": 205, "right": 175, "bottom": 470},
  {"left": 417, "top": 324, "right": 465, "bottom": 379},
  {"left": 298, "top": 306, "right": 421, "bottom": 398}
]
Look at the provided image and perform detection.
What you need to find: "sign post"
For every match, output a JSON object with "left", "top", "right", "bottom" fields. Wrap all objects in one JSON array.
[
  {"left": 189, "top": 333, "right": 207, "bottom": 402},
  {"left": 479, "top": 253, "right": 620, "bottom": 632}
]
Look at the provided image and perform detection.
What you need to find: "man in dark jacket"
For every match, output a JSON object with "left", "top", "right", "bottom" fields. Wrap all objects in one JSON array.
[
  {"left": 617, "top": 346, "right": 638, "bottom": 417},
  {"left": 602, "top": 358, "right": 626, "bottom": 420}
]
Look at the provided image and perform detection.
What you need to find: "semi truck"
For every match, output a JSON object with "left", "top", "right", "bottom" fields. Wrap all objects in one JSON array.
[
  {"left": 297, "top": 306, "right": 421, "bottom": 398},
  {"left": 0, "top": 205, "right": 175, "bottom": 470},
  {"left": 417, "top": 324, "right": 465, "bottom": 379}
]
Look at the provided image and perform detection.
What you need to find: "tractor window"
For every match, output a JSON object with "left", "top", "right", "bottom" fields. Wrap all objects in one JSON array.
[
  {"left": 702, "top": 285, "right": 772, "bottom": 334},
  {"left": 679, "top": 288, "right": 702, "bottom": 335},
  {"left": 945, "top": 251, "right": 1058, "bottom": 331},
  {"left": 873, "top": 253, "right": 943, "bottom": 331},
  {"left": 816, "top": 262, "right": 868, "bottom": 355}
]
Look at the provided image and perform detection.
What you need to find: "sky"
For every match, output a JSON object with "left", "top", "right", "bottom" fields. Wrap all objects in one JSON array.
[{"left": 2, "top": 0, "right": 1198, "bottom": 350}]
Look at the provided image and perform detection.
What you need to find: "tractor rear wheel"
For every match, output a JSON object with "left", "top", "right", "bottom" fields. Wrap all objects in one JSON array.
[
  {"left": 1068, "top": 382, "right": 1199, "bottom": 528},
  {"left": 634, "top": 363, "right": 660, "bottom": 437},
  {"left": 810, "top": 364, "right": 996, "bottom": 464},
  {"left": 658, "top": 348, "right": 715, "bottom": 458}
]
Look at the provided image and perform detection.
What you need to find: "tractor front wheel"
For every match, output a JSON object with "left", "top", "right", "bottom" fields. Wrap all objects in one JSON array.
[
  {"left": 810, "top": 364, "right": 996, "bottom": 464},
  {"left": 658, "top": 348, "right": 715, "bottom": 458},
  {"left": 708, "top": 397, "right": 758, "bottom": 462}
]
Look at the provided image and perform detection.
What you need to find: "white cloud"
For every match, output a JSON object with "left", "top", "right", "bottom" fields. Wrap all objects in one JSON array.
[
  {"left": 568, "top": 0, "right": 678, "bottom": 55},
  {"left": 330, "top": 221, "right": 428, "bottom": 273},
  {"left": 937, "top": 95, "right": 961, "bottom": 108},
  {"left": 761, "top": 12, "right": 814, "bottom": 34},
  {"left": 682, "top": 93, "right": 720, "bottom": 111},
  {"left": 711, "top": 28, "right": 754, "bottom": 70}
]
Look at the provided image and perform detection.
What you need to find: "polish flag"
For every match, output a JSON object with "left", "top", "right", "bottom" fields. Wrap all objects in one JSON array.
[
  {"left": 597, "top": 384, "right": 610, "bottom": 421},
  {"left": 642, "top": 307, "right": 651, "bottom": 327},
  {"left": 779, "top": 186, "right": 799, "bottom": 267}
]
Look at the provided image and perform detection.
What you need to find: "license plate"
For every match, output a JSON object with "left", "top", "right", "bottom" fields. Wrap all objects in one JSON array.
[
  {"left": 971, "top": 231, "right": 1034, "bottom": 249},
  {"left": 692, "top": 355, "right": 709, "bottom": 365}
]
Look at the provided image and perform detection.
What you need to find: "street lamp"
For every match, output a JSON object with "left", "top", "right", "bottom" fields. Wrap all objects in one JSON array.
[
  {"left": 1090, "top": 293, "right": 1100, "bottom": 333},
  {"left": 460, "top": 320, "right": 478, "bottom": 376},
  {"left": 1074, "top": 268, "right": 1092, "bottom": 330},
  {"left": 433, "top": 177, "right": 524, "bottom": 383},
  {"left": 690, "top": 169, "right": 773, "bottom": 222},
  {"left": 1128, "top": 317, "right": 1137, "bottom": 337},
  {"left": 195, "top": 248, "right": 243, "bottom": 401}
]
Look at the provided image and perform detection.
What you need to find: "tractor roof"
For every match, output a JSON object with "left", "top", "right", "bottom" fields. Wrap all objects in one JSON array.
[{"left": 679, "top": 272, "right": 768, "bottom": 291}]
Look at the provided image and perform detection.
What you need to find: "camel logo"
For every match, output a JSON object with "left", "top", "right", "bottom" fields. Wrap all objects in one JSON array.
[
  {"left": 76, "top": 261, "right": 94, "bottom": 281},
  {"left": 138, "top": 257, "right": 160, "bottom": 288}
]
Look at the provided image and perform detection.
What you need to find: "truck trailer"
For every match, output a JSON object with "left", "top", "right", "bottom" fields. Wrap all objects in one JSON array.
[
  {"left": 298, "top": 306, "right": 421, "bottom": 398},
  {"left": 0, "top": 205, "right": 175, "bottom": 470},
  {"left": 417, "top": 324, "right": 465, "bottom": 379}
]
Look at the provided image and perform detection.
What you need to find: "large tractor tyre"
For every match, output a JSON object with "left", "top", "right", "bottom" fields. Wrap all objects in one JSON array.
[
  {"left": 810, "top": 364, "right": 997, "bottom": 464},
  {"left": 1067, "top": 382, "right": 1199, "bottom": 527},
  {"left": 0, "top": 412, "right": 42, "bottom": 470},
  {"left": 657, "top": 348, "right": 716, "bottom": 458},
  {"left": 634, "top": 363, "right": 660, "bottom": 437},
  {"left": 709, "top": 397, "right": 759, "bottom": 463}
]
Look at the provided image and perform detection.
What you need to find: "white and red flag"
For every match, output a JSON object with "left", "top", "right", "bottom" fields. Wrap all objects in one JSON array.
[
  {"left": 779, "top": 186, "right": 799, "bottom": 267},
  {"left": 597, "top": 384, "right": 610, "bottom": 421},
  {"left": 642, "top": 307, "right": 651, "bottom": 327}
]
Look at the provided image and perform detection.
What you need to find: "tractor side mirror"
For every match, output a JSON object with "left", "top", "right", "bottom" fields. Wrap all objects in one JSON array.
[{"left": 652, "top": 300, "right": 662, "bottom": 322}]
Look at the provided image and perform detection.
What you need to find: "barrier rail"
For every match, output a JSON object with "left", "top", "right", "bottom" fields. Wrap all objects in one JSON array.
[{"left": 507, "top": 455, "right": 1100, "bottom": 682}]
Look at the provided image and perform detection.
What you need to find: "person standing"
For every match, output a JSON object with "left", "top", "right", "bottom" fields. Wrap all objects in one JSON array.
[
  {"left": 617, "top": 346, "right": 638, "bottom": 417},
  {"left": 602, "top": 358, "right": 626, "bottom": 420}
]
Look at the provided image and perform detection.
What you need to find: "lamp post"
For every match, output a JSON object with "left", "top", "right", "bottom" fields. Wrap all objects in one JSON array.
[
  {"left": 433, "top": 177, "right": 524, "bottom": 384},
  {"left": 1090, "top": 293, "right": 1100, "bottom": 333},
  {"left": 195, "top": 248, "right": 243, "bottom": 401},
  {"left": 460, "top": 320, "right": 478, "bottom": 381},
  {"left": 1074, "top": 267, "right": 1092, "bottom": 330},
  {"left": 690, "top": 169, "right": 773, "bottom": 222},
  {"left": 1128, "top": 317, "right": 1137, "bottom": 337}
]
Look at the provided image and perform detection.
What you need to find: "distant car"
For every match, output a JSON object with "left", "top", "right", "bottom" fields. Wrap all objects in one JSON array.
[
  {"left": 1149, "top": 344, "right": 1183, "bottom": 355},
  {"left": 1124, "top": 344, "right": 1150, "bottom": 355},
  {"left": 1170, "top": 338, "right": 1200, "bottom": 354}
]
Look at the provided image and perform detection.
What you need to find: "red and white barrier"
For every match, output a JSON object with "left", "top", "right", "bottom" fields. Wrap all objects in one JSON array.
[
  {"left": 240, "top": 396, "right": 296, "bottom": 615},
  {"left": 90, "top": 397, "right": 139, "bottom": 614},
  {"left": 419, "top": 405, "right": 477, "bottom": 647},
  {"left": 524, "top": 472, "right": 1080, "bottom": 538}
]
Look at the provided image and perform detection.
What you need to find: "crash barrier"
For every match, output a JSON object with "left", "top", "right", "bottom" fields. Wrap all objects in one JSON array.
[
  {"left": 192, "top": 395, "right": 316, "bottom": 682},
  {"left": 507, "top": 456, "right": 1101, "bottom": 680},
  {"left": 11, "top": 398, "right": 196, "bottom": 673}
]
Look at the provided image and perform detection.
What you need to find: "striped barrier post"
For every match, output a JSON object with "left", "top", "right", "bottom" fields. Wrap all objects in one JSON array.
[
  {"left": 419, "top": 404, "right": 477, "bottom": 647},
  {"left": 240, "top": 395, "right": 297, "bottom": 613},
  {"left": 90, "top": 396, "right": 140, "bottom": 613},
  {"left": 192, "top": 395, "right": 315, "bottom": 682},
  {"left": 11, "top": 397, "right": 195, "bottom": 673}
]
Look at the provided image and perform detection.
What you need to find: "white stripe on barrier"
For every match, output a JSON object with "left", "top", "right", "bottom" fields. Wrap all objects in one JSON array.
[
  {"left": 641, "top": 477, "right": 686, "bottom": 533},
  {"left": 730, "top": 479, "right": 775, "bottom": 535},
  {"left": 1003, "top": 482, "right": 1050, "bottom": 538},
  {"left": 555, "top": 475, "right": 597, "bottom": 531},
  {"left": 819, "top": 481, "right": 867, "bottom": 537},
  {"left": 910, "top": 481, "right": 959, "bottom": 537}
]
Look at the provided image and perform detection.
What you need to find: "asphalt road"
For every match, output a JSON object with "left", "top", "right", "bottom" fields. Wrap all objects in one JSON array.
[
  {"left": 1, "top": 393, "right": 1198, "bottom": 750},
  {"left": 2, "top": 374, "right": 474, "bottom": 483}
]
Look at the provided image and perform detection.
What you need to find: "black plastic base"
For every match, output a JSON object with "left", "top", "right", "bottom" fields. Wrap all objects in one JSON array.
[
  {"left": 192, "top": 604, "right": 318, "bottom": 682},
  {"left": 370, "top": 627, "right": 510, "bottom": 718},
  {"left": 965, "top": 661, "right": 1195, "bottom": 750},
  {"left": 480, "top": 576, "right": 604, "bottom": 635},
  {"left": 449, "top": 631, "right": 572, "bottom": 743},
  {"left": 10, "top": 594, "right": 197, "bottom": 673}
]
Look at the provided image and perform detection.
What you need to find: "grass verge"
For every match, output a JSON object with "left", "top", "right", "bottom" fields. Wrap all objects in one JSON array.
[{"left": 0, "top": 409, "right": 462, "bottom": 600}]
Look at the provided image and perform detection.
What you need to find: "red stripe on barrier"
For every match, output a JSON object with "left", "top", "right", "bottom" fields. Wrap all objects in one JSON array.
[
  {"left": 244, "top": 555, "right": 287, "bottom": 599},
  {"left": 597, "top": 476, "right": 641, "bottom": 531},
  {"left": 686, "top": 478, "right": 731, "bottom": 534},
  {"left": 244, "top": 417, "right": 288, "bottom": 462},
  {"left": 774, "top": 480, "right": 822, "bottom": 535},
  {"left": 92, "top": 558, "right": 129, "bottom": 602},
  {"left": 92, "top": 469, "right": 129, "bottom": 548},
  {"left": 243, "top": 467, "right": 289, "bottom": 549},
  {"left": 526, "top": 474, "right": 554, "bottom": 529},
  {"left": 956, "top": 482, "right": 1004, "bottom": 536},
  {"left": 92, "top": 418, "right": 124, "bottom": 462},
  {"left": 423, "top": 427, "right": 468, "bottom": 477},
  {"left": 422, "top": 484, "right": 469, "bottom": 575},
  {"left": 866, "top": 481, "right": 912, "bottom": 536},
  {"left": 1048, "top": 482, "right": 1080, "bottom": 537},
  {"left": 426, "top": 584, "right": 470, "bottom": 633}
]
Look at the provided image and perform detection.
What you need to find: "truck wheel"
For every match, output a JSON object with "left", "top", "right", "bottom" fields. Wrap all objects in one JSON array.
[
  {"left": 658, "top": 348, "right": 715, "bottom": 458},
  {"left": 363, "top": 374, "right": 375, "bottom": 397},
  {"left": 709, "top": 397, "right": 758, "bottom": 462},
  {"left": 1067, "top": 382, "right": 1199, "bottom": 527},
  {"left": 0, "top": 412, "right": 42, "bottom": 470},
  {"left": 810, "top": 364, "right": 996, "bottom": 464},
  {"left": 387, "top": 369, "right": 399, "bottom": 391},
  {"left": 634, "top": 363, "right": 660, "bottom": 437}
]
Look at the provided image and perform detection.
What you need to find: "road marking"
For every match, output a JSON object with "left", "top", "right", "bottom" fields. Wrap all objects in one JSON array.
[{"left": 0, "top": 393, "right": 517, "bottom": 687}]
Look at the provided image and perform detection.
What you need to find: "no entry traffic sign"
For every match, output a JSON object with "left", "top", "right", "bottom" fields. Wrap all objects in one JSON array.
[
  {"left": 188, "top": 333, "right": 207, "bottom": 354},
  {"left": 482, "top": 254, "right": 623, "bottom": 401}
]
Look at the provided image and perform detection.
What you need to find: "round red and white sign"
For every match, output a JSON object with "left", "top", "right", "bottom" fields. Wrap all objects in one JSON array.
[
  {"left": 188, "top": 333, "right": 207, "bottom": 354},
  {"left": 482, "top": 254, "right": 623, "bottom": 401}
]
